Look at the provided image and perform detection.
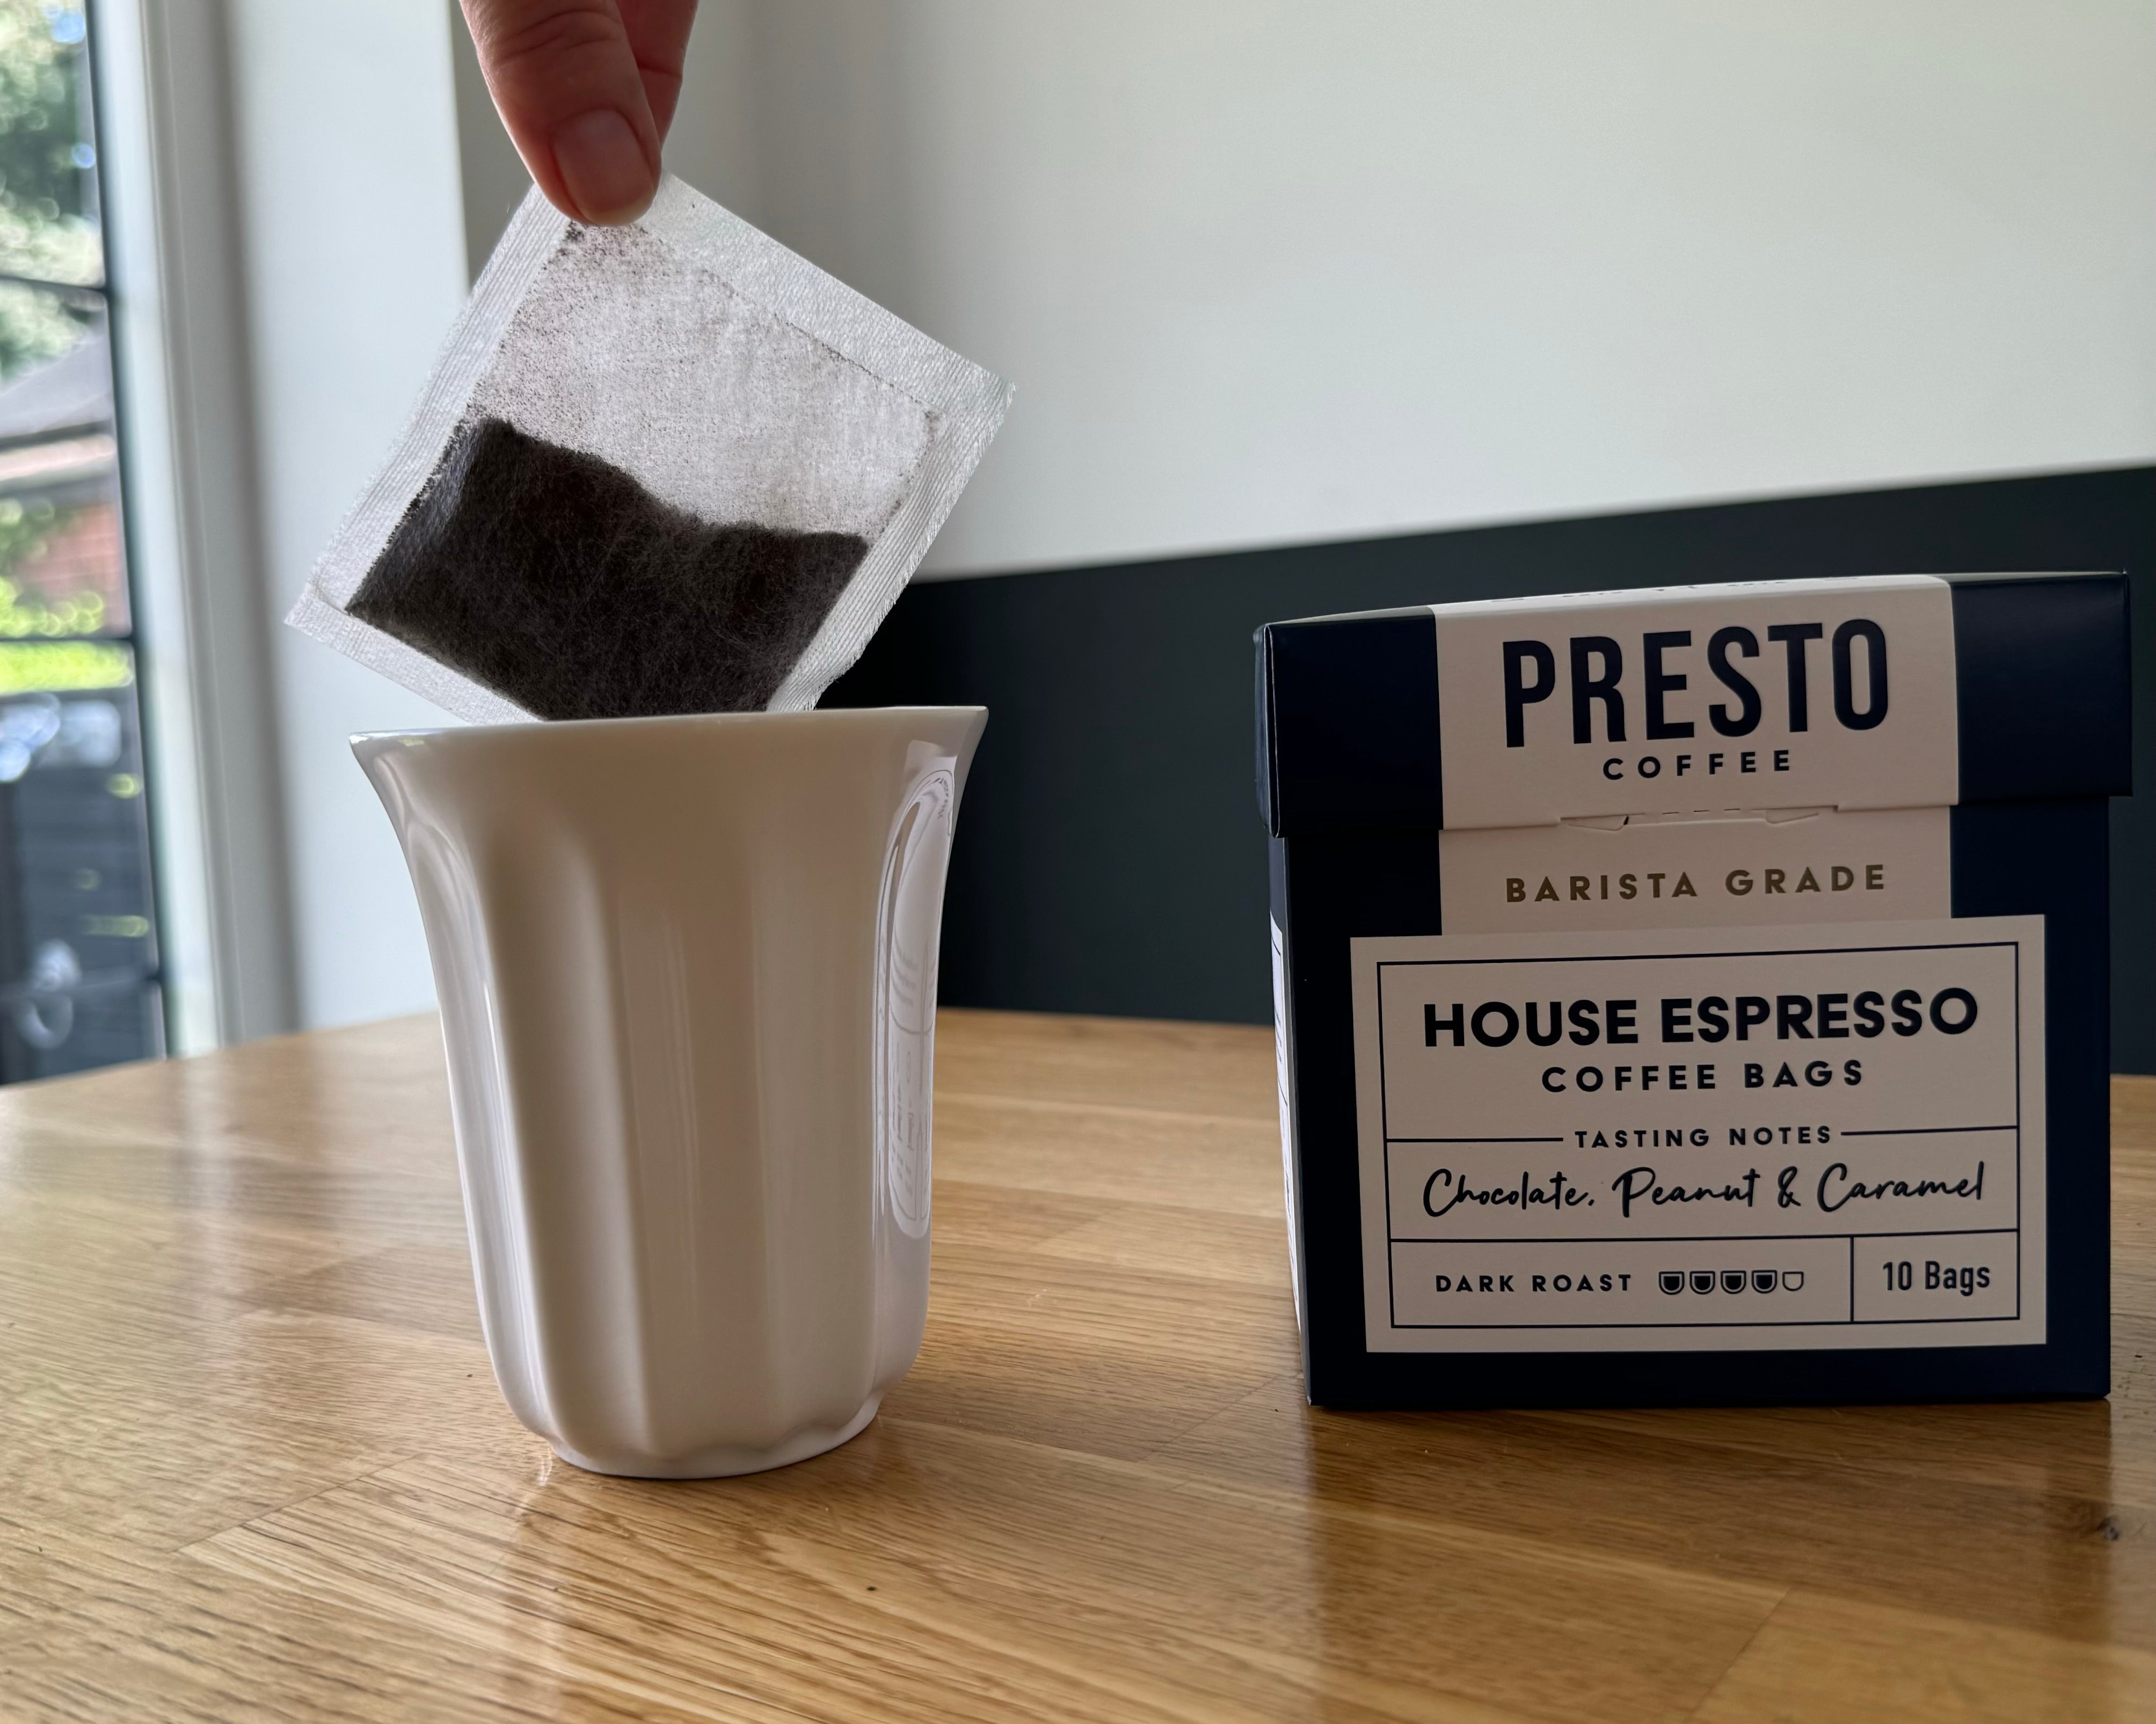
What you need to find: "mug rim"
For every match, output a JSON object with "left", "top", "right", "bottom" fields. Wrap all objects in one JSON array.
[{"left": 352, "top": 704, "right": 987, "bottom": 750}]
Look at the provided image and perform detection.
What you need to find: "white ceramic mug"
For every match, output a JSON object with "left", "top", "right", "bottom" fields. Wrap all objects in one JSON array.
[{"left": 354, "top": 707, "right": 986, "bottom": 1477}]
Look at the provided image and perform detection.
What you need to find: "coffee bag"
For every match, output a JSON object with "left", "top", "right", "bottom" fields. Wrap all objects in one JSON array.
[{"left": 289, "top": 178, "right": 1010, "bottom": 723}]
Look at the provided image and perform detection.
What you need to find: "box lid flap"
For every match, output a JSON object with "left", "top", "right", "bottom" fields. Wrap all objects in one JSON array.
[{"left": 1258, "top": 572, "right": 2130, "bottom": 837}]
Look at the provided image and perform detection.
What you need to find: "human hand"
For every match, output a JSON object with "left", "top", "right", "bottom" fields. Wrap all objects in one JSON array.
[{"left": 459, "top": 0, "right": 699, "bottom": 226}]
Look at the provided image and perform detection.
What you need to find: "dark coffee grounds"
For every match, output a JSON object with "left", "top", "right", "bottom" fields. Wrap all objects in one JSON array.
[{"left": 349, "top": 416, "right": 870, "bottom": 720}]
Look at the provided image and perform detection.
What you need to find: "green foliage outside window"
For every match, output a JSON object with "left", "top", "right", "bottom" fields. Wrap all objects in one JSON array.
[
  {"left": 0, "top": 638, "right": 126, "bottom": 692},
  {"left": 0, "top": 0, "right": 97, "bottom": 376},
  {"left": 0, "top": 493, "right": 102, "bottom": 633}
]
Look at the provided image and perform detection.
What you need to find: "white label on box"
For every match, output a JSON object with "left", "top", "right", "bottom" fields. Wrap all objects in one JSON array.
[
  {"left": 1439, "top": 806, "right": 1951, "bottom": 934},
  {"left": 1432, "top": 576, "right": 1958, "bottom": 830},
  {"left": 1351, "top": 916, "right": 2044, "bottom": 1353}
]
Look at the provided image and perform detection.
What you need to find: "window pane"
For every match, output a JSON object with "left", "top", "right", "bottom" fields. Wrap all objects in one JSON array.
[
  {"left": 0, "top": 274, "right": 101, "bottom": 386},
  {"left": 0, "top": 0, "right": 100, "bottom": 288},
  {"left": 0, "top": 3, "right": 166, "bottom": 1084},
  {"left": 0, "top": 291, "right": 120, "bottom": 633},
  {"left": 0, "top": 652, "right": 161, "bottom": 1079}
]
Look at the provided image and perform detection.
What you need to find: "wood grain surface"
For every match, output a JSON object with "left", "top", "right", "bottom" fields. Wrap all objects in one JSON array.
[{"left": 1, "top": 1007, "right": 2150, "bottom": 1722}]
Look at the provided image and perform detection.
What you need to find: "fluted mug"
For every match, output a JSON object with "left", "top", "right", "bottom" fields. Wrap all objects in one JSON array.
[{"left": 355, "top": 706, "right": 986, "bottom": 1477}]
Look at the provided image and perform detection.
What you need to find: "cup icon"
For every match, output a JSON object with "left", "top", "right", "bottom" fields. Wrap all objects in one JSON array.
[
  {"left": 356, "top": 707, "right": 987, "bottom": 1478},
  {"left": 1659, "top": 1270, "right": 1684, "bottom": 1294},
  {"left": 1752, "top": 1270, "right": 1779, "bottom": 1294},
  {"left": 1689, "top": 1270, "right": 1716, "bottom": 1294},
  {"left": 1721, "top": 1270, "right": 1747, "bottom": 1294}
]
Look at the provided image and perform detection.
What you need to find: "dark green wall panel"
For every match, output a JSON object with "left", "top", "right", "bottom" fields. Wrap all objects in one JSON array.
[{"left": 827, "top": 466, "right": 2156, "bottom": 1070}]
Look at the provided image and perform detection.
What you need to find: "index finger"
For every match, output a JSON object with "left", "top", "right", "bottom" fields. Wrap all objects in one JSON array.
[
  {"left": 617, "top": 0, "right": 697, "bottom": 142},
  {"left": 462, "top": 0, "right": 663, "bottom": 224}
]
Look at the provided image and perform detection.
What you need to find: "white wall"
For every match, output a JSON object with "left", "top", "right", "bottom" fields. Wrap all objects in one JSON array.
[
  {"left": 233, "top": 0, "right": 2154, "bottom": 1030},
  {"left": 224, "top": 0, "right": 470, "bottom": 1029},
  {"left": 646, "top": 0, "right": 2155, "bottom": 576}
]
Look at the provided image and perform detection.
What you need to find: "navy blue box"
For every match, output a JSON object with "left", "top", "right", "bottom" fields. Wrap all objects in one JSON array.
[{"left": 1258, "top": 572, "right": 2128, "bottom": 1407}]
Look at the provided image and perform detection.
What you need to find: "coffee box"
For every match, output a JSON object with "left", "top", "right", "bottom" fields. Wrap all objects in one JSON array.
[{"left": 1257, "top": 573, "right": 2128, "bottom": 1406}]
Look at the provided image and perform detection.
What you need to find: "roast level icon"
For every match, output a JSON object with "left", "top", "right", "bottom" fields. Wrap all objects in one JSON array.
[{"left": 1660, "top": 1269, "right": 1807, "bottom": 1294}]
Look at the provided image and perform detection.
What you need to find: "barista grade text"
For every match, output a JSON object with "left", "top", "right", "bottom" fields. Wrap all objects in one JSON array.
[{"left": 1504, "top": 864, "right": 1888, "bottom": 906}]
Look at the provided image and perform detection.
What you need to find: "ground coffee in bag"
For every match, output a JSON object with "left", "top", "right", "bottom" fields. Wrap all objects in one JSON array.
[{"left": 290, "top": 178, "right": 1010, "bottom": 723}]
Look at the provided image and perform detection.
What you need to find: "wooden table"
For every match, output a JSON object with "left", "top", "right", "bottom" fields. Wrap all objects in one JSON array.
[{"left": 2, "top": 1009, "right": 2152, "bottom": 1722}]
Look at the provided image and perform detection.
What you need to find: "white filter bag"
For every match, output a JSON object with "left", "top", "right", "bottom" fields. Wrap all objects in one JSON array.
[{"left": 287, "top": 177, "right": 1011, "bottom": 724}]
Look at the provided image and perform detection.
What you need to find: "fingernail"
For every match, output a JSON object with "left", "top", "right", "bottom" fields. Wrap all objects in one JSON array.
[{"left": 552, "top": 109, "right": 655, "bottom": 224}]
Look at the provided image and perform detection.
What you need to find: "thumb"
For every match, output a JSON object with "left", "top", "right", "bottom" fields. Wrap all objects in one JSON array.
[{"left": 461, "top": 0, "right": 661, "bottom": 225}]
